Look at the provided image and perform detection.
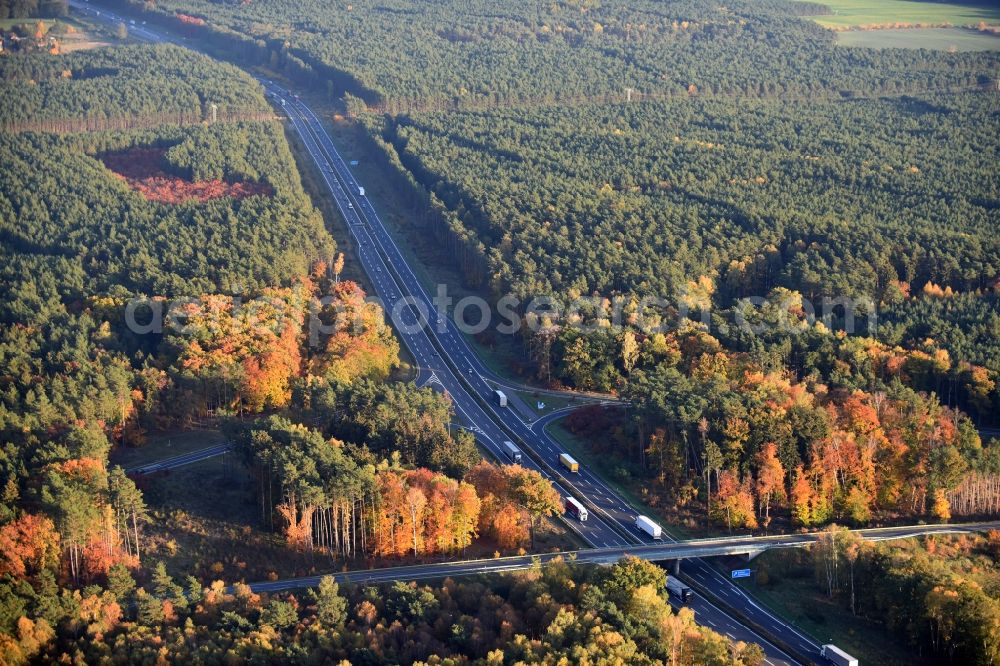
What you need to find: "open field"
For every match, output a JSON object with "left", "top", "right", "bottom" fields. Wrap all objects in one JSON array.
[
  {"left": 836, "top": 26, "right": 1000, "bottom": 50},
  {"left": 799, "top": 0, "right": 1000, "bottom": 29},
  {"left": 56, "top": 35, "right": 109, "bottom": 52},
  {"left": 0, "top": 16, "right": 109, "bottom": 51}
]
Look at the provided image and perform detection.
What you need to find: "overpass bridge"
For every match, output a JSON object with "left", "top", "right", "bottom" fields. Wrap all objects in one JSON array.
[{"left": 247, "top": 520, "right": 1000, "bottom": 593}]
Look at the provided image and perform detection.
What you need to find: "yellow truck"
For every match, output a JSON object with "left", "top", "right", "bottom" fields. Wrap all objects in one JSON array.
[{"left": 559, "top": 453, "right": 579, "bottom": 473}]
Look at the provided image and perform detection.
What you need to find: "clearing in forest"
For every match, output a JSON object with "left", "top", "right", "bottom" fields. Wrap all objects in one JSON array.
[{"left": 100, "top": 147, "right": 273, "bottom": 204}]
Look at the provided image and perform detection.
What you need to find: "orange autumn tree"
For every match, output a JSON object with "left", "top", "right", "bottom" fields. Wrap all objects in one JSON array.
[
  {"left": 410, "top": 470, "right": 480, "bottom": 554},
  {"left": 41, "top": 458, "right": 142, "bottom": 582},
  {"left": 754, "top": 443, "right": 785, "bottom": 526},
  {"left": 712, "top": 470, "right": 757, "bottom": 531},
  {"left": 507, "top": 465, "right": 563, "bottom": 549},
  {"left": 241, "top": 316, "right": 302, "bottom": 412},
  {"left": 374, "top": 470, "right": 411, "bottom": 556},
  {"left": 167, "top": 287, "right": 308, "bottom": 414},
  {"left": 791, "top": 465, "right": 815, "bottom": 526},
  {"left": 308, "top": 281, "right": 399, "bottom": 384},
  {"left": 465, "top": 462, "right": 561, "bottom": 550},
  {"left": 0, "top": 514, "right": 60, "bottom": 579},
  {"left": 372, "top": 468, "right": 480, "bottom": 558}
]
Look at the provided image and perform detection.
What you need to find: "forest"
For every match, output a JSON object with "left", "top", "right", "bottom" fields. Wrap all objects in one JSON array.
[
  {"left": 0, "top": 555, "right": 767, "bottom": 665},
  {"left": 111, "top": 0, "right": 1000, "bottom": 421},
  {"left": 1, "top": 0, "right": 998, "bottom": 661},
  {"left": 0, "top": 42, "right": 371, "bottom": 659},
  {"left": 562, "top": 316, "right": 1000, "bottom": 531},
  {"left": 378, "top": 93, "right": 997, "bottom": 303},
  {"left": 0, "top": 44, "right": 271, "bottom": 128},
  {"left": 106, "top": 0, "right": 1000, "bottom": 420},
  {"left": 373, "top": 90, "right": 1000, "bottom": 421},
  {"left": 0, "top": 119, "right": 352, "bottom": 442},
  {"left": 226, "top": 414, "right": 561, "bottom": 558},
  {"left": 758, "top": 528, "right": 1000, "bottom": 665},
  {"left": 0, "top": 37, "right": 755, "bottom": 666},
  {"left": 115, "top": 0, "right": 996, "bottom": 112},
  {"left": 104, "top": 0, "right": 1000, "bottom": 548},
  {"left": 331, "top": 84, "right": 1000, "bottom": 537},
  {"left": 0, "top": 0, "right": 66, "bottom": 19}
]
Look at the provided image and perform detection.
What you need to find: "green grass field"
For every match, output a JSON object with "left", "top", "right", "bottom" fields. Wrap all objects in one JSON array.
[
  {"left": 798, "top": 0, "right": 999, "bottom": 28},
  {"left": 836, "top": 26, "right": 999, "bottom": 50}
]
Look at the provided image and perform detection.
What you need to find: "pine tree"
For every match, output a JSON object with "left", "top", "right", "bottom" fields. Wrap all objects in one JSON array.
[
  {"left": 315, "top": 575, "right": 347, "bottom": 628},
  {"left": 136, "top": 588, "right": 164, "bottom": 626},
  {"left": 106, "top": 563, "right": 136, "bottom": 603}
]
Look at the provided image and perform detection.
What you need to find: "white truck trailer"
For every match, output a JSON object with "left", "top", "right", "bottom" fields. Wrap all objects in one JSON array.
[
  {"left": 494, "top": 389, "right": 507, "bottom": 407},
  {"left": 564, "top": 496, "right": 588, "bottom": 521},
  {"left": 820, "top": 645, "right": 858, "bottom": 666},
  {"left": 503, "top": 440, "right": 522, "bottom": 463},
  {"left": 635, "top": 515, "right": 663, "bottom": 540}
]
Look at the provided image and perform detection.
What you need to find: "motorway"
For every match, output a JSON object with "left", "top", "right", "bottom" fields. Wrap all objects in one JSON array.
[
  {"left": 274, "top": 90, "right": 820, "bottom": 665},
  {"left": 246, "top": 521, "right": 1000, "bottom": 593},
  {"left": 280, "top": 98, "right": 644, "bottom": 547},
  {"left": 67, "top": 3, "right": 850, "bottom": 663}
]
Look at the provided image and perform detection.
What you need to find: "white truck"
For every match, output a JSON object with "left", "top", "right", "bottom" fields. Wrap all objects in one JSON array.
[
  {"left": 357, "top": 185, "right": 365, "bottom": 196},
  {"left": 494, "top": 389, "right": 507, "bottom": 407},
  {"left": 503, "top": 440, "right": 522, "bottom": 463},
  {"left": 635, "top": 515, "right": 663, "bottom": 540},
  {"left": 564, "top": 496, "right": 588, "bottom": 521},
  {"left": 820, "top": 645, "right": 858, "bottom": 666}
]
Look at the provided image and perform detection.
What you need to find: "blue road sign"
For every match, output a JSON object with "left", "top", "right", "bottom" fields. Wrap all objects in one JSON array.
[{"left": 731, "top": 568, "right": 752, "bottom": 579}]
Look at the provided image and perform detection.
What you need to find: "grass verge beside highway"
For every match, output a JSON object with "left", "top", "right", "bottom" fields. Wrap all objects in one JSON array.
[
  {"left": 728, "top": 550, "right": 917, "bottom": 665},
  {"left": 503, "top": 387, "right": 586, "bottom": 420}
]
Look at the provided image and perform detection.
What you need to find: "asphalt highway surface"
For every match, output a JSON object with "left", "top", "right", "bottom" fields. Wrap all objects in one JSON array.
[{"left": 125, "top": 444, "right": 232, "bottom": 475}]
